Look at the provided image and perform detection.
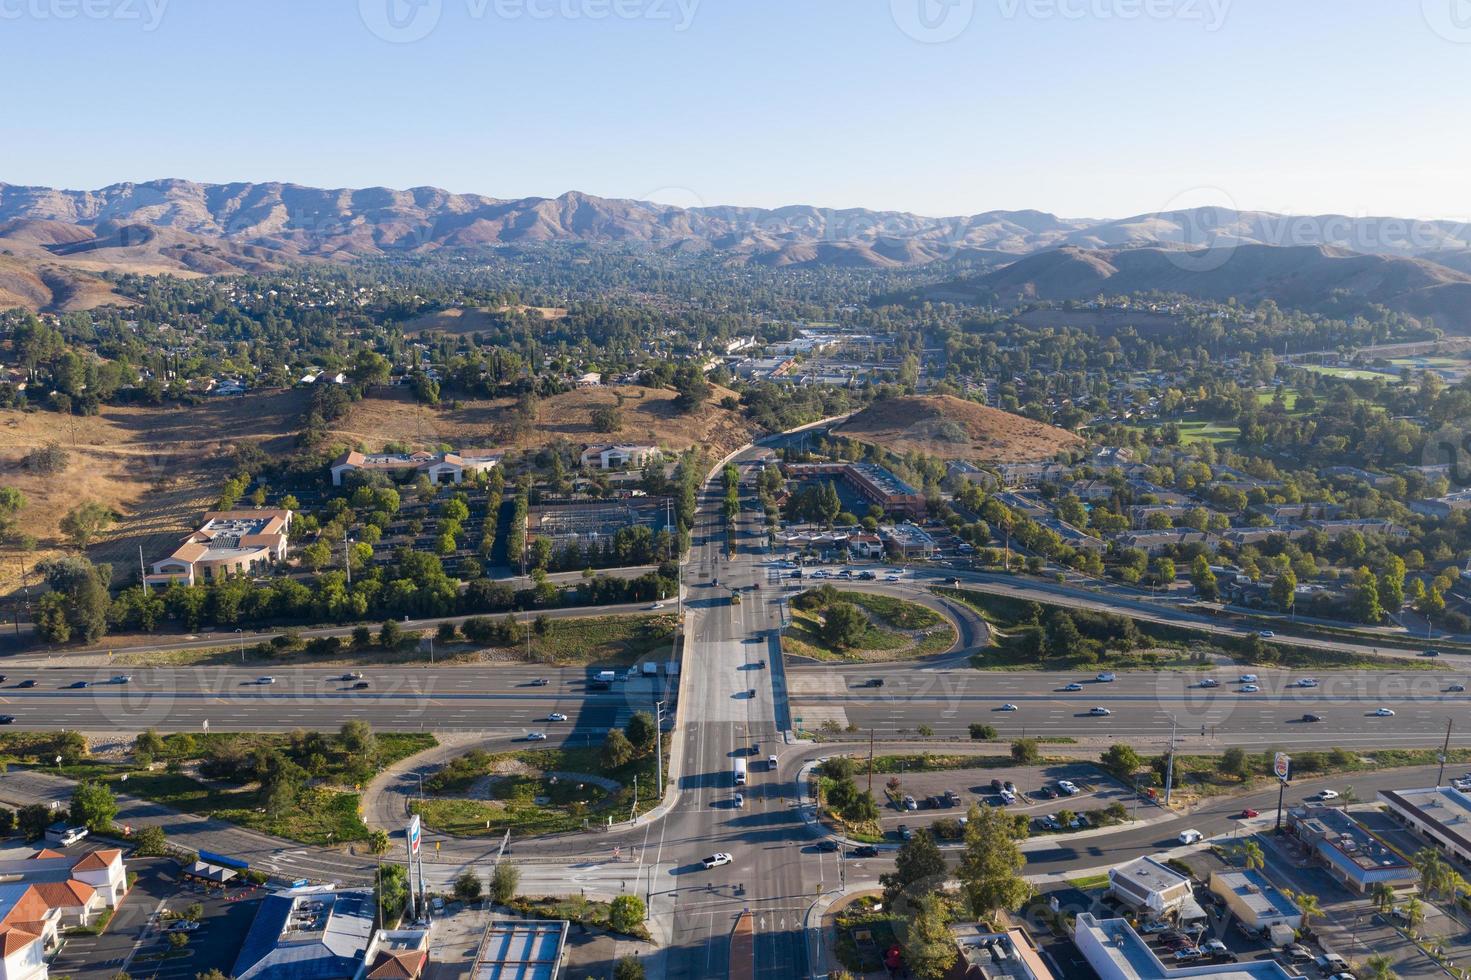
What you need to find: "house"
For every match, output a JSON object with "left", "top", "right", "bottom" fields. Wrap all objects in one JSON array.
[
  {"left": 574, "top": 372, "right": 602, "bottom": 388},
  {"left": 1410, "top": 490, "right": 1471, "bottom": 519},
  {"left": 147, "top": 510, "right": 293, "bottom": 587},
  {"left": 233, "top": 886, "right": 378, "bottom": 980},
  {"left": 0, "top": 847, "right": 130, "bottom": 980},
  {"left": 946, "top": 926, "right": 1054, "bottom": 980},
  {"left": 1113, "top": 530, "right": 1216, "bottom": 556},
  {"left": 1106, "top": 856, "right": 1201, "bottom": 921},
  {"left": 1072, "top": 913, "right": 1305, "bottom": 980},
  {"left": 1380, "top": 785, "right": 1471, "bottom": 865},
  {"left": 469, "top": 920, "right": 567, "bottom": 980},
  {"left": 1286, "top": 803, "right": 1416, "bottom": 894},
  {"left": 579, "top": 445, "right": 660, "bottom": 471},
  {"left": 1304, "top": 518, "right": 1408, "bottom": 540},
  {"left": 1208, "top": 870, "right": 1302, "bottom": 940},
  {"left": 330, "top": 450, "right": 503, "bottom": 487}
]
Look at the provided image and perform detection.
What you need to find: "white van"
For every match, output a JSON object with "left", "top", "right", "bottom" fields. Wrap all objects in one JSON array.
[
  {"left": 1178, "top": 829, "right": 1203, "bottom": 844},
  {"left": 733, "top": 758, "right": 748, "bottom": 786}
]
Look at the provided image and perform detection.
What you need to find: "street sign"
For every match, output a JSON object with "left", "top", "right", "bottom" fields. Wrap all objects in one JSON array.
[
  {"left": 407, "top": 815, "right": 421, "bottom": 856},
  {"left": 1273, "top": 752, "right": 1291, "bottom": 782}
]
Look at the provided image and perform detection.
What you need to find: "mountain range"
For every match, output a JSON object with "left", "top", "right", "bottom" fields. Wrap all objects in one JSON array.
[{"left": 3, "top": 178, "right": 1471, "bottom": 326}]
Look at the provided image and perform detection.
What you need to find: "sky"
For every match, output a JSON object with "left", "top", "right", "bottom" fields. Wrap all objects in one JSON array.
[{"left": 2, "top": 0, "right": 1469, "bottom": 220}]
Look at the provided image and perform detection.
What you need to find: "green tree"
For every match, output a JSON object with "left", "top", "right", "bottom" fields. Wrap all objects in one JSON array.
[
  {"left": 1101, "top": 744, "right": 1142, "bottom": 779},
  {"left": 1361, "top": 953, "right": 1397, "bottom": 980},
  {"left": 968, "top": 723, "right": 997, "bottom": 741},
  {"left": 1219, "top": 746, "right": 1251, "bottom": 780},
  {"left": 368, "top": 829, "right": 391, "bottom": 856},
  {"left": 133, "top": 825, "right": 168, "bottom": 857},
  {"left": 625, "top": 712, "right": 658, "bottom": 754},
  {"left": 16, "top": 805, "right": 51, "bottom": 841},
  {"left": 70, "top": 781, "right": 118, "bottom": 832},
  {"left": 898, "top": 892, "right": 958, "bottom": 980},
  {"left": 491, "top": 863, "right": 519, "bottom": 905},
  {"left": 958, "top": 803, "right": 1032, "bottom": 919},
  {"left": 453, "top": 869, "right": 483, "bottom": 902},
  {"left": 881, "top": 829, "right": 947, "bottom": 906},
  {"left": 1379, "top": 555, "right": 1407, "bottom": 612},
  {"left": 339, "top": 720, "right": 377, "bottom": 759},
  {"left": 1240, "top": 840, "right": 1264, "bottom": 872},
  {"left": 375, "top": 864, "right": 410, "bottom": 926},
  {"left": 1371, "top": 881, "right": 1397, "bottom": 917},
  {"left": 819, "top": 601, "right": 867, "bottom": 650},
  {"left": 1353, "top": 567, "right": 1383, "bottom": 624},
  {"left": 613, "top": 956, "right": 646, "bottom": 980},
  {"left": 1190, "top": 554, "right": 1219, "bottom": 600},
  {"left": 1270, "top": 567, "right": 1297, "bottom": 612},
  {"left": 602, "top": 730, "right": 635, "bottom": 769},
  {"left": 1010, "top": 739, "right": 1040, "bottom": 765},
  {"left": 379, "top": 619, "right": 403, "bottom": 649},
  {"left": 1289, "top": 890, "right": 1322, "bottom": 933},
  {"left": 59, "top": 500, "right": 114, "bottom": 550},
  {"left": 609, "top": 894, "right": 646, "bottom": 933}
]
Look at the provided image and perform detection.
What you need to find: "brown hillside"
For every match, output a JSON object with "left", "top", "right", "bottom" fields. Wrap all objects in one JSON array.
[
  {"left": 329, "top": 384, "right": 754, "bottom": 460},
  {"left": 834, "top": 395, "right": 1081, "bottom": 463}
]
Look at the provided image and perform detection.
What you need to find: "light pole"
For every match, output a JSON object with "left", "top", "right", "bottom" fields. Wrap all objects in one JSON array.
[
  {"left": 235, "top": 628, "right": 244, "bottom": 663},
  {"left": 655, "top": 700, "right": 665, "bottom": 796}
]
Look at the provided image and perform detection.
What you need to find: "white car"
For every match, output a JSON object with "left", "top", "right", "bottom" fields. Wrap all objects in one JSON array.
[
  {"left": 1089, "top": 707, "right": 1112, "bottom": 716},
  {"left": 1296, "top": 678, "right": 1319, "bottom": 688},
  {"left": 702, "top": 852, "right": 733, "bottom": 869},
  {"left": 1062, "top": 683, "right": 1084, "bottom": 692},
  {"left": 547, "top": 712, "right": 568, "bottom": 722},
  {"left": 525, "top": 731, "right": 547, "bottom": 741},
  {"left": 1372, "top": 707, "right": 1396, "bottom": 717},
  {"left": 885, "top": 574, "right": 901, "bottom": 582},
  {"left": 1239, "top": 673, "right": 1259, "bottom": 683},
  {"left": 1096, "top": 672, "right": 1117, "bottom": 683},
  {"left": 256, "top": 676, "right": 277, "bottom": 685},
  {"left": 1000, "top": 703, "right": 1018, "bottom": 712},
  {"left": 1319, "top": 790, "right": 1340, "bottom": 801},
  {"left": 1178, "top": 829, "right": 1203, "bottom": 844},
  {"left": 1198, "top": 678, "right": 1220, "bottom": 688},
  {"left": 1258, "top": 630, "right": 1275, "bottom": 639},
  {"left": 733, "top": 793, "right": 744, "bottom": 808},
  {"left": 647, "top": 602, "right": 665, "bottom": 610},
  {"left": 165, "top": 919, "right": 200, "bottom": 933},
  {"left": 1057, "top": 779, "right": 1078, "bottom": 795},
  {"left": 1240, "top": 684, "right": 1260, "bottom": 693}
]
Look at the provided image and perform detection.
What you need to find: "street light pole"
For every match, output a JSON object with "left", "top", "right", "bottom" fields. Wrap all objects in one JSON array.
[
  {"left": 1164, "top": 716, "right": 1178, "bottom": 806},
  {"left": 236, "top": 628, "right": 244, "bottom": 663},
  {"left": 655, "top": 700, "right": 665, "bottom": 796},
  {"left": 1438, "top": 718, "right": 1454, "bottom": 786}
]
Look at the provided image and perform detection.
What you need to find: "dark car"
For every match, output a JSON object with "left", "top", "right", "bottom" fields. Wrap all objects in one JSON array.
[
  {"left": 990, "top": 778, "right": 1004, "bottom": 792},
  {"left": 865, "top": 678, "right": 885, "bottom": 688},
  {"left": 1424, "top": 649, "right": 1441, "bottom": 657},
  {"left": 352, "top": 681, "right": 370, "bottom": 690},
  {"left": 849, "top": 845, "right": 879, "bottom": 858},
  {"left": 1036, "top": 785, "right": 1058, "bottom": 800},
  {"left": 1302, "top": 712, "right": 1323, "bottom": 723},
  {"left": 0, "top": 715, "right": 14, "bottom": 724},
  {"left": 814, "top": 840, "right": 840, "bottom": 852},
  {"left": 16, "top": 679, "right": 35, "bottom": 688},
  {"left": 68, "top": 681, "right": 88, "bottom": 689}
]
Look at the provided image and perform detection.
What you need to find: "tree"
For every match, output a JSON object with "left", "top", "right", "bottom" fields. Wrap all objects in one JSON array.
[
  {"left": 1270, "top": 567, "right": 1297, "bottom": 613},
  {"left": 340, "top": 720, "right": 377, "bottom": 759},
  {"left": 1240, "top": 840, "right": 1264, "bottom": 872},
  {"left": 1403, "top": 895, "right": 1426, "bottom": 934},
  {"left": 0, "top": 487, "right": 25, "bottom": 542},
  {"left": 375, "top": 863, "right": 410, "bottom": 926},
  {"left": 379, "top": 619, "right": 403, "bottom": 649},
  {"left": 613, "top": 956, "right": 646, "bottom": 980},
  {"left": 491, "top": 863, "right": 519, "bottom": 905},
  {"left": 819, "top": 601, "right": 867, "bottom": 650},
  {"left": 881, "top": 829, "right": 946, "bottom": 906},
  {"left": 1353, "top": 567, "right": 1383, "bottom": 624},
  {"left": 1219, "top": 746, "right": 1251, "bottom": 780},
  {"left": 968, "top": 723, "right": 997, "bottom": 741},
  {"left": 1412, "top": 848, "right": 1450, "bottom": 899},
  {"left": 957, "top": 803, "right": 1032, "bottom": 919},
  {"left": 602, "top": 730, "right": 635, "bottom": 768},
  {"left": 1010, "top": 739, "right": 1040, "bottom": 765},
  {"left": 1371, "top": 881, "right": 1397, "bottom": 917},
  {"left": 368, "top": 829, "right": 391, "bottom": 856},
  {"left": 0, "top": 808, "right": 13, "bottom": 835},
  {"left": 1290, "top": 890, "right": 1322, "bottom": 933},
  {"left": 453, "top": 869, "right": 483, "bottom": 902},
  {"left": 133, "top": 825, "right": 168, "bottom": 857},
  {"left": 17, "top": 804, "right": 51, "bottom": 841},
  {"left": 1190, "top": 554, "right": 1219, "bottom": 600},
  {"left": 609, "top": 894, "right": 646, "bottom": 933},
  {"left": 1361, "top": 953, "right": 1398, "bottom": 980},
  {"left": 59, "top": 500, "right": 114, "bottom": 550},
  {"left": 898, "top": 892, "right": 958, "bottom": 980},
  {"left": 591, "top": 406, "right": 623, "bottom": 433},
  {"left": 70, "top": 781, "right": 117, "bottom": 832},
  {"left": 1101, "top": 744, "right": 1142, "bottom": 779},
  {"left": 626, "top": 712, "right": 658, "bottom": 754}
]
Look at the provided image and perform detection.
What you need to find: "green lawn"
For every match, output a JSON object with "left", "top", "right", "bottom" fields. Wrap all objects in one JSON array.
[
  {"left": 783, "top": 590, "right": 955, "bottom": 662},
  {"left": 523, "top": 613, "right": 676, "bottom": 666},
  {"left": 1300, "top": 364, "right": 1399, "bottom": 381}
]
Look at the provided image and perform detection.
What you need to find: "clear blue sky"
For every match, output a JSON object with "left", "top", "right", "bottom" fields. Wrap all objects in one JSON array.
[{"left": 4, "top": 0, "right": 1469, "bottom": 219}]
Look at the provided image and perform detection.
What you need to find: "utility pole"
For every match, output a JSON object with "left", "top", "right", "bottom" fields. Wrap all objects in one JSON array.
[
  {"left": 344, "top": 537, "right": 353, "bottom": 587},
  {"left": 1164, "top": 717, "right": 1178, "bottom": 806},
  {"left": 139, "top": 545, "right": 149, "bottom": 595},
  {"left": 655, "top": 700, "right": 665, "bottom": 796},
  {"left": 867, "top": 729, "right": 875, "bottom": 794},
  {"left": 1439, "top": 718, "right": 1454, "bottom": 786}
]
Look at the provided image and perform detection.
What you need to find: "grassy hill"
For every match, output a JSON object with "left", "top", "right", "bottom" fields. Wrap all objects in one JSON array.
[{"left": 833, "top": 395, "right": 1081, "bottom": 463}]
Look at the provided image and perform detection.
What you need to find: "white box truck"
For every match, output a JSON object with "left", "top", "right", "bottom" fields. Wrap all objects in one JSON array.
[
  {"left": 733, "top": 758, "right": 748, "bottom": 785},
  {"left": 641, "top": 662, "right": 659, "bottom": 677},
  {"left": 595, "top": 670, "right": 617, "bottom": 684}
]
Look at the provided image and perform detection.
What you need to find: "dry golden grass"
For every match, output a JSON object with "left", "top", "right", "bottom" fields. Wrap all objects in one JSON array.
[
  {"left": 330, "top": 384, "right": 754, "bottom": 459},
  {"left": 834, "top": 394, "right": 1082, "bottom": 463},
  {"left": 403, "top": 304, "right": 567, "bottom": 336}
]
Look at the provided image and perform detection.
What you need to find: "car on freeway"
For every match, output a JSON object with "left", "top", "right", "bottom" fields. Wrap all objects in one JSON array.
[
  {"left": 1057, "top": 779, "right": 1079, "bottom": 795},
  {"left": 1089, "top": 706, "right": 1112, "bottom": 716},
  {"left": 885, "top": 574, "right": 901, "bottom": 582},
  {"left": 945, "top": 577, "right": 961, "bottom": 586},
  {"left": 530, "top": 678, "right": 550, "bottom": 686},
  {"left": 1258, "top": 630, "right": 1275, "bottom": 638},
  {"left": 1178, "top": 829, "right": 1203, "bottom": 844},
  {"left": 352, "top": 681, "right": 370, "bottom": 690},
  {"left": 733, "top": 793, "right": 744, "bottom": 808},
  {"left": 67, "top": 680, "right": 88, "bottom": 689},
  {"left": 340, "top": 672, "right": 363, "bottom": 681},
  {"left": 257, "top": 676, "right": 276, "bottom": 685},
  {"left": 850, "top": 845, "right": 879, "bottom": 858},
  {"left": 1062, "top": 683, "right": 1084, "bottom": 692},
  {"left": 1449, "top": 683, "right": 1466, "bottom": 692},
  {"left": 702, "top": 853, "right": 733, "bottom": 869},
  {"left": 1239, "top": 673, "right": 1259, "bottom": 683},
  {"left": 525, "top": 731, "right": 547, "bottom": 741},
  {"left": 1301, "top": 713, "right": 1324, "bottom": 723},
  {"left": 111, "top": 675, "right": 132, "bottom": 684},
  {"left": 864, "top": 678, "right": 885, "bottom": 688},
  {"left": 1238, "top": 808, "right": 1260, "bottom": 819},
  {"left": 547, "top": 712, "right": 568, "bottom": 722},
  {"left": 1424, "top": 649, "right": 1441, "bottom": 657},
  {"left": 1198, "top": 678, "right": 1220, "bottom": 688},
  {"left": 1240, "top": 684, "right": 1260, "bottom": 693},
  {"left": 16, "top": 679, "right": 35, "bottom": 688},
  {"left": 1319, "top": 789, "right": 1340, "bottom": 801},
  {"left": 1096, "top": 672, "right": 1117, "bottom": 682},
  {"left": 1372, "top": 707, "right": 1396, "bottom": 717},
  {"left": 1000, "top": 703, "right": 1018, "bottom": 711},
  {"left": 0, "top": 716, "right": 14, "bottom": 725},
  {"left": 1296, "top": 678, "right": 1319, "bottom": 688}
]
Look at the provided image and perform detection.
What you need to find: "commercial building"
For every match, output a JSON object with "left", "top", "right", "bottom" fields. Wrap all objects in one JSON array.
[
  {"left": 233, "top": 886, "right": 379, "bottom": 980},
  {"left": 782, "top": 461, "right": 926, "bottom": 517},
  {"left": 1208, "top": 870, "right": 1301, "bottom": 941},
  {"left": 1286, "top": 804, "right": 1416, "bottom": 894},
  {"left": 1380, "top": 785, "right": 1471, "bottom": 864},
  {"left": 147, "top": 509, "right": 293, "bottom": 587},
  {"left": 578, "top": 445, "right": 660, "bottom": 471},
  {"left": 0, "top": 847, "right": 130, "bottom": 980},
  {"left": 1072, "top": 913, "right": 1306, "bottom": 980},
  {"left": 879, "top": 522, "right": 938, "bottom": 559},
  {"left": 330, "top": 450, "right": 503, "bottom": 487},
  {"left": 469, "top": 920, "right": 567, "bottom": 980},
  {"left": 1107, "top": 857, "right": 1202, "bottom": 922},
  {"left": 946, "top": 926, "right": 1054, "bottom": 980}
]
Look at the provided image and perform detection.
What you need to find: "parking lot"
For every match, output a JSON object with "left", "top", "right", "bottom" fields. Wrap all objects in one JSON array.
[
  {"left": 869, "top": 761, "right": 1134, "bottom": 839},
  {"left": 49, "top": 856, "right": 263, "bottom": 980}
]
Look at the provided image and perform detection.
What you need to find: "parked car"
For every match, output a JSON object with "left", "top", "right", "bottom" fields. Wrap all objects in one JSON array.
[
  {"left": 990, "top": 778, "right": 1004, "bottom": 792},
  {"left": 1057, "top": 779, "right": 1079, "bottom": 795},
  {"left": 1238, "top": 808, "right": 1260, "bottom": 818},
  {"left": 1178, "top": 829, "right": 1203, "bottom": 844},
  {"left": 166, "top": 920, "right": 200, "bottom": 933},
  {"left": 1319, "top": 789, "right": 1340, "bottom": 801},
  {"left": 902, "top": 795, "right": 918, "bottom": 811}
]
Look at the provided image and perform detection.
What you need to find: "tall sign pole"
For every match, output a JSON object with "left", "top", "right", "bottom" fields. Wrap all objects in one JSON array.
[
  {"left": 405, "top": 815, "right": 422, "bottom": 920},
  {"left": 1273, "top": 753, "right": 1291, "bottom": 833},
  {"left": 1164, "top": 717, "right": 1178, "bottom": 806},
  {"left": 1438, "top": 719, "right": 1454, "bottom": 787}
]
